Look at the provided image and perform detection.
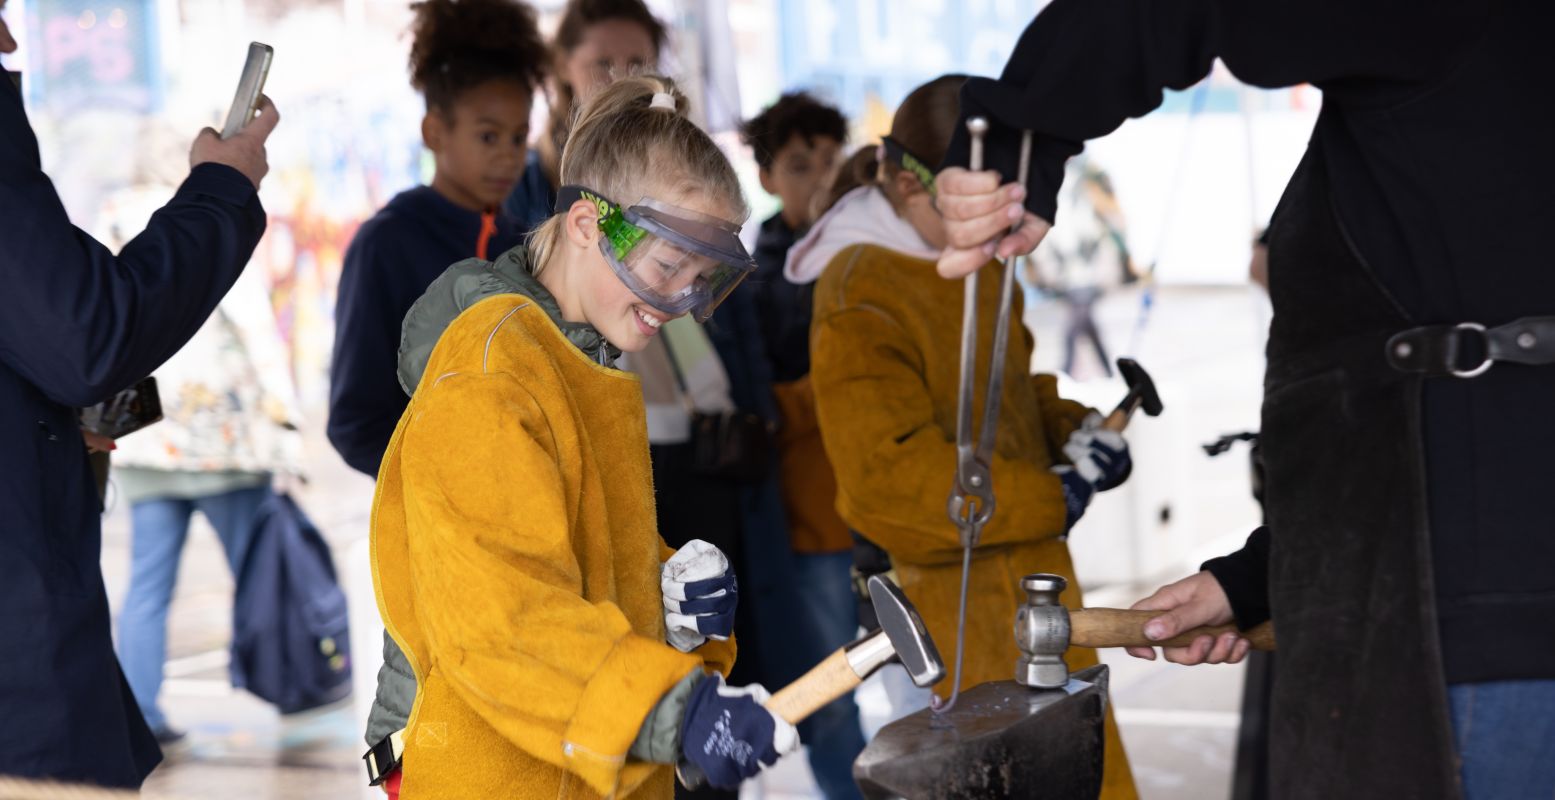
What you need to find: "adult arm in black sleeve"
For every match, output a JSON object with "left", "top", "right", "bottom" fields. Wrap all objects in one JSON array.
[
  {"left": 941, "top": 0, "right": 1486, "bottom": 224},
  {"left": 1201, "top": 526, "right": 1271, "bottom": 630},
  {"left": 0, "top": 89, "right": 265, "bottom": 407}
]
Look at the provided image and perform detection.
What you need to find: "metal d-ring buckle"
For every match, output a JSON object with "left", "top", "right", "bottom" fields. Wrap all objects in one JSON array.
[{"left": 1452, "top": 322, "right": 1493, "bottom": 378}]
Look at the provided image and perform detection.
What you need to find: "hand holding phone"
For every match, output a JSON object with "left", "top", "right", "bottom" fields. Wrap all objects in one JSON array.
[
  {"left": 222, "top": 42, "right": 273, "bottom": 139},
  {"left": 189, "top": 43, "right": 279, "bottom": 189}
]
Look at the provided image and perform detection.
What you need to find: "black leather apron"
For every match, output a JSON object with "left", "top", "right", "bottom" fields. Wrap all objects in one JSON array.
[{"left": 1261, "top": 138, "right": 1459, "bottom": 800}]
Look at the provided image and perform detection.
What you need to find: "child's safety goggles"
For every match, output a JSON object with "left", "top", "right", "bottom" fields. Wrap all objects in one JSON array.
[{"left": 556, "top": 185, "right": 757, "bottom": 322}]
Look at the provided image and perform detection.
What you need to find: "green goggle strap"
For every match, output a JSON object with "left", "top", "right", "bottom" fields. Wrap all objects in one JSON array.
[
  {"left": 883, "top": 137, "right": 937, "bottom": 196},
  {"left": 556, "top": 185, "right": 650, "bottom": 261}
]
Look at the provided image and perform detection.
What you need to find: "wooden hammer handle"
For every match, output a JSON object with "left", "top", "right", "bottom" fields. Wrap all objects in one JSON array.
[
  {"left": 1103, "top": 389, "right": 1143, "bottom": 432},
  {"left": 1070, "top": 608, "right": 1277, "bottom": 651},
  {"left": 764, "top": 647, "right": 860, "bottom": 725}
]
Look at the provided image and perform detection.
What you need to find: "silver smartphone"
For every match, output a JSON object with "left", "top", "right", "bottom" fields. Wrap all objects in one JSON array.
[{"left": 220, "top": 42, "right": 273, "bottom": 139}]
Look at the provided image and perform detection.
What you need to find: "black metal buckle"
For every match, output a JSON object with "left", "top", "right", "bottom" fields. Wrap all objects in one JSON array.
[{"left": 363, "top": 732, "right": 403, "bottom": 786}]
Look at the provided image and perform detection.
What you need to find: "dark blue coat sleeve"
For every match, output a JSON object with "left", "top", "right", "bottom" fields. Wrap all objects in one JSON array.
[
  {"left": 326, "top": 227, "right": 411, "bottom": 477},
  {"left": 0, "top": 87, "right": 266, "bottom": 407}
]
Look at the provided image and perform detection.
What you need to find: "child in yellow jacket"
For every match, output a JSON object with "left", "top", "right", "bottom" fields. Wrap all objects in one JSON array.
[
  {"left": 371, "top": 76, "right": 798, "bottom": 799},
  {"left": 793, "top": 75, "right": 1140, "bottom": 799}
]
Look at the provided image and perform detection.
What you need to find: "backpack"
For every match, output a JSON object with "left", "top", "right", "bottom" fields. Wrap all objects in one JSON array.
[{"left": 231, "top": 492, "right": 352, "bottom": 713}]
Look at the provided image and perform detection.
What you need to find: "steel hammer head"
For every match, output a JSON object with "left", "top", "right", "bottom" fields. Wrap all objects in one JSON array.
[
  {"left": 868, "top": 575, "right": 945, "bottom": 688},
  {"left": 1014, "top": 574, "right": 1072, "bottom": 689},
  {"left": 1117, "top": 357, "right": 1164, "bottom": 418}
]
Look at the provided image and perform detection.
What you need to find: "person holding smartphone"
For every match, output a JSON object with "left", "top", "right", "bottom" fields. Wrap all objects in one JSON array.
[{"left": 0, "top": 4, "right": 281, "bottom": 787}]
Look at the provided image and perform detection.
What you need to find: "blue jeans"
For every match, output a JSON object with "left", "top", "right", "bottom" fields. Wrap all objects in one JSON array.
[
  {"left": 793, "top": 551, "right": 866, "bottom": 800},
  {"left": 116, "top": 485, "right": 271, "bottom": 732},
  {"left": 1449, "top": 679, "right": 1555, "bottom": 799}
]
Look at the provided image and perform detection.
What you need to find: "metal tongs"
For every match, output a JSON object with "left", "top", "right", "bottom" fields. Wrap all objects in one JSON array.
[{"left": 935, "top": 118, "right": 1033, "bottom": 714}]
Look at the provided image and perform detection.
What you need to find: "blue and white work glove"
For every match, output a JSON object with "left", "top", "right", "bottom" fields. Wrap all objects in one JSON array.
[
  {"left": 1064, "top": 412, "right": 1132, "bottom": 491},
  {"left": 680, "top": 675, "right": 799, "bottom": 789},
  {"left": 1052, "top": 465, "right": 1097, "bottom": 532},
  {"left": 1053, "top": 413, "right": 1133, "bottom": 531},
  {"left": 662, "top": 540, "right": 738, "bottom": 653}
]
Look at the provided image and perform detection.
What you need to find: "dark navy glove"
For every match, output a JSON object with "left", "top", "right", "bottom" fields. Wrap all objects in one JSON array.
[
  {"left": 1053, "top": 465, "right": 1097, "bottom": 532},
  {"left": 679, "top": 675, "right": 798, "bottom": 789},
  {"left": 1063, "top": 413, "right": 1133, "bottom": 492},
  {"left": 666, "top": 572, "right": 737, "bottom": 637}
]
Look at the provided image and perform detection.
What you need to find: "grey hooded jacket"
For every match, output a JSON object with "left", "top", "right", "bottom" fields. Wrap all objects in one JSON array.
[{"left": 366, "top": 245, "right": 700, "bottom": 769}]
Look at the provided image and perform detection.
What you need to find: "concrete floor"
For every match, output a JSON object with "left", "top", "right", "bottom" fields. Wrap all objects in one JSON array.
[{"left": 96, "top": 283, "right": 1272, "bottom": 799}]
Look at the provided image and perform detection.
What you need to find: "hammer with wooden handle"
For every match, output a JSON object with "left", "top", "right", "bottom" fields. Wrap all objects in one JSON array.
[
  {"left": 1015, "top": 573, "right": 1275, "bottom": 689},
  {"left": 678, "top": 575, "right": 943, "bottom": 787},
  {"left": 1101, "top": 357, "right": 1164, "bottom": 432}
]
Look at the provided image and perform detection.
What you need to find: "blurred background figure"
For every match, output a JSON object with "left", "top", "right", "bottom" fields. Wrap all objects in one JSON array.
[
  {"left": 506, "top": 0, "right": 667, "bottom": 229},
  {"left": 1026, "top": 155, "right": 1136, "bottom": 379},
  {"left": 110, "top": 257, "right": 305, "bottom": 750}
]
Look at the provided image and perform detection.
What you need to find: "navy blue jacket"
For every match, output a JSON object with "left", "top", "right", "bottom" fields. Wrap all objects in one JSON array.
[
  {"left": 0, "top": 74, "right": 265, "bottom": 787},
  {"left": 748, "top": 212, "right": 813, "bottom": 384},
  {"left": 500, "top": 150, "right": 557, "bottom": 234},
  {"left": 326, "top": 186, "right": 523, "bottom": 476},
  {"left": 707, "top": 283, "right": 780, "bottom": 425}
]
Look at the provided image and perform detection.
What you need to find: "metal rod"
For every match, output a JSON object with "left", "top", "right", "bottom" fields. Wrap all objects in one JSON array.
[{"left": 932, "top": 545, "right": 975, "bottom": 713}]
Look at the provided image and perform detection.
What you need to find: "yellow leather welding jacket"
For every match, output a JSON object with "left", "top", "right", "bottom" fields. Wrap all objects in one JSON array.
[
  {"left": 811, "top": 244, "right": 1138, "bottom": 799},
  {"left": 372, "top": 295, "right": 734, "bottom": 799}
]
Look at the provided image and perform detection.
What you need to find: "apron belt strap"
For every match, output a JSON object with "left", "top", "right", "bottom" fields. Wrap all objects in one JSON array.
[{"left": 1387, "top": 316, "right": 1555, "bottom": 378}]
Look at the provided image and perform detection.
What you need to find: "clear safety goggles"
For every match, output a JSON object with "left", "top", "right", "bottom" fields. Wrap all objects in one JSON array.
[{"left": 557, "top": 185, "right": 757, "bottom": 322}]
